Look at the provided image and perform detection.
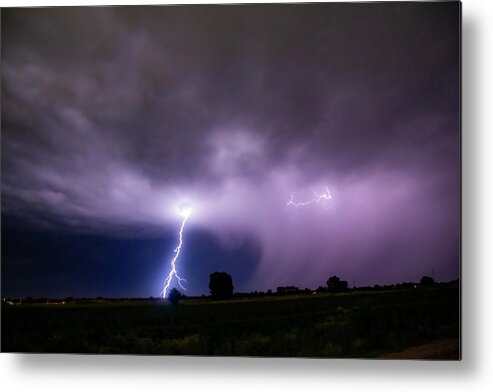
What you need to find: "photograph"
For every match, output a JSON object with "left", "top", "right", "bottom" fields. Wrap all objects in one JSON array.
[{"left": 1, "top": 1, "right": 461, "bottom": 359}]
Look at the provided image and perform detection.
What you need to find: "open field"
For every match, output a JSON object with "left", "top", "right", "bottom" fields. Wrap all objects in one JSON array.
[{"left": 1, "top": 287, "right": 459, "bottom": 358}]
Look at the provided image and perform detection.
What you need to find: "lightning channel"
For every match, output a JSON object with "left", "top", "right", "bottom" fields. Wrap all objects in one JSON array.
[
  {"left": 287, "top": 185, "right": 332, "bottom": 208},
  {"left": 161, "top": 208, "right": 191, "bottom": 299}
]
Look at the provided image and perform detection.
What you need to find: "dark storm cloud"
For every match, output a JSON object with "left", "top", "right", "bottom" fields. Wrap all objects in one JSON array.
[{"left": 1, "top": 3, "right": 460, "bottom": 290}]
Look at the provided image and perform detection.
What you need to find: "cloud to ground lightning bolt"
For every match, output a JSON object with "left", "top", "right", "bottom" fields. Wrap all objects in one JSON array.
[{"left": 161, "top": 208, "right": 191, "bottom": 298}]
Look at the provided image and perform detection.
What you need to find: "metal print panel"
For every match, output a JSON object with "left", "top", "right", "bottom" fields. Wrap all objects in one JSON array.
[{"left": 1, "top": 1, "right": 461, "bottom": 359}]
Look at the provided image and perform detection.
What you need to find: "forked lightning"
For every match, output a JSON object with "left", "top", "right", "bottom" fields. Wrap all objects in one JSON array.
[{"left": 161, "top": 208, "right": 191, "bottom": 298}]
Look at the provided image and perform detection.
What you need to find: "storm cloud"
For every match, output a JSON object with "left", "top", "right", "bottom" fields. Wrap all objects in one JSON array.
[{"left": 1, "top": 3, "right": 460, "bottom": 294}]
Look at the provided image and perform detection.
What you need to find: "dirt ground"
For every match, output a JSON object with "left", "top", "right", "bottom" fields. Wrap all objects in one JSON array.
[{"left": 378, "top": 338, "right": 460, "bottom": 360}]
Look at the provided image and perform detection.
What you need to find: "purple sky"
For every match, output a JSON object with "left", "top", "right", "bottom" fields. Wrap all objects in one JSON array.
[{"left": 1, "top": 3, "right": 460, "bottom": 296}]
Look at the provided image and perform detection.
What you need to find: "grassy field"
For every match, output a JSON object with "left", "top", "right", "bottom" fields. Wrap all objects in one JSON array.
[{"left": 1, "top": 286, "right": 460, "bottom": 358}]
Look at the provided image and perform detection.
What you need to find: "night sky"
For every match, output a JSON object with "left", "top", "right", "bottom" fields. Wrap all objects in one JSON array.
[{"left": 1, "top": 3, "right": 460, "bottom": 298}]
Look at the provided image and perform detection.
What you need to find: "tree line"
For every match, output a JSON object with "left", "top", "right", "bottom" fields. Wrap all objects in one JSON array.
[
  {"left": 3, "top": 274, "right": 454, "bottom": 306},
  {"left": 166, "top": 272, "right": 449, "bottom": 305}
]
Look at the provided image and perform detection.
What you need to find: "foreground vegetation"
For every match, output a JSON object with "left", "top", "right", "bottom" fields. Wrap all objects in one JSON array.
[{"left": 1, "top": 286, "right": 459, "bottom": 358}]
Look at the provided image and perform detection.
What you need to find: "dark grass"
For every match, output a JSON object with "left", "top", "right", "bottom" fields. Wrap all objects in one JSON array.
[{"left": 1, "top": 286, "right": 459, "bottom": 358}]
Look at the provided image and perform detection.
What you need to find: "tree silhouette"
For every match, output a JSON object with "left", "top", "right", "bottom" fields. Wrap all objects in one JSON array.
[
  {"left": 420, "top": 276, "right": 435, "bottom": 287},
  {"left": 326, "top": 275, "right": 349, "bottom": 293},
  {"left": 168, "top": 288, "right": 182, "bottom": 306},
  {"left": 209, "top": 271, "right": 234, "bottom": 299}
]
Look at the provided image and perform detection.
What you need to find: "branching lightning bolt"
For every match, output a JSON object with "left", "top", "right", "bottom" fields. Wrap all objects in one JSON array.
[
  {"left": 161, "top": 208, "right": 191, "bottom": 299},
  {"left": 287, "top": 185, "right": 332, "bottom": 208}
]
